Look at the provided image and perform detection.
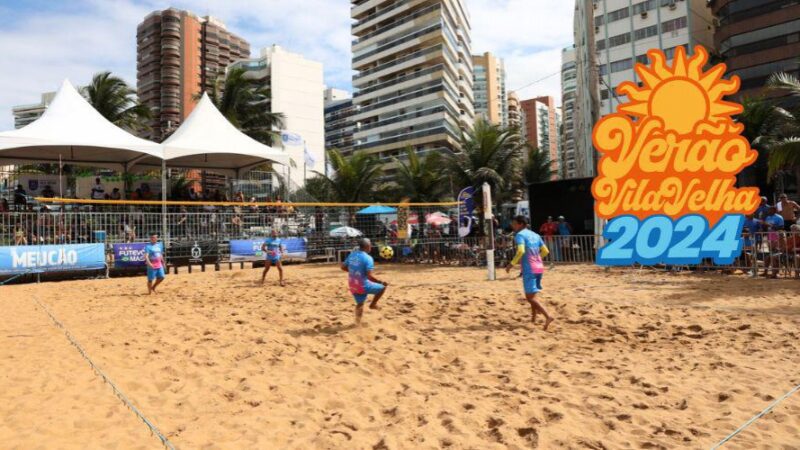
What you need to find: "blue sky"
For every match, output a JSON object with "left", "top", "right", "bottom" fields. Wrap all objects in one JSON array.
[{"left": 0, "top": 0, "right": 574, "bottom": 131}]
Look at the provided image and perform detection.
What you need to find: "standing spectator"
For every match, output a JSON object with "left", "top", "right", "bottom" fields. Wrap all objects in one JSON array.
[
  {"left": 14, "top": 184, "right": 27, "bottom": 209},
  {"left": 776, "top": 193, "right": 800, "bottom": 230},
  {"left": 14, "top": 223, "right": 27, "bottom": 245},
  {"left": 539, "top": 216, "right": 559, "bottom": 261},
  {"left": 755, "top": 196, "right": 771, "bottom": 220},
  {"left": 0, "top": 198, "right": 9, "bottom": 213},
  {"left": 557, "top": 215, "right": 573, "bottom": 260},
  {"left": 90, "top": 177, "right": 106, "bottom": 200}
]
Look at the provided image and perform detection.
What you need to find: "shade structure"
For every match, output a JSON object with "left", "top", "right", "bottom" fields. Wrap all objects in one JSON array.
[
  {"left": 0, "top": 80, "right": 162, "bottom": 170},
  {"left": 137, "top": 93, "right": 289, "bottom": 176},
  {"left": 356, "top": 205, "right": 397, "bottom": 215}
]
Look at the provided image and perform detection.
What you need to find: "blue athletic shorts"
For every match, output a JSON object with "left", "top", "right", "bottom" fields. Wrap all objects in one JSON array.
[
  {"left": 147, "top": 267, "right": 166, "bottom": 282},
  {"left": 522, "top": 273, "right": 543, "bottom": 294},
  {"left": 353, "top": 282, "right": 385, "bottom": 304},
  {"left": 267, "top": 256, "right": 281, "bottom": 264}
]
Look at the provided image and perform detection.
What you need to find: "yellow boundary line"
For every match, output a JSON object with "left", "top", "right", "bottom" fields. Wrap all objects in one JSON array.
[{"left": 35, "top": 197, "right": 462, "bottom": 208}]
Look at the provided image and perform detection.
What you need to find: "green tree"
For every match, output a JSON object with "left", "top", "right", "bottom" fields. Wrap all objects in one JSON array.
[
  {"left": 766, "top": 73, "right": 800, "bottom": 177},
  {"left": 523, "top": 146, "right": 555, "bottom": 186},
  {"left": 314, "top": 149, "right": 383, "bottom": 203},
  {"left": 388, "top": 147, "right": 450, "bottom": 202},
  {"left": 206, "top": 67, "right": 285, "bottom": 146},
  {"left": 82, "top": 71, "right": 151, "bottom": 134},
  {"left": 446, "top": 119, "right": 525, "bottom": 209}
]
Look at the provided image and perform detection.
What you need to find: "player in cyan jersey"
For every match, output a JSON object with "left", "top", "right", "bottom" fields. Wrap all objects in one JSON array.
[
  {"left": 145, "top": 233, "right": 166, "bottom": 295},
  {"left": 261, "top": 229, "right": 286, "bottom": 286},
  {"left": 341, "top": 238, "right": 388, "bottom": 326},
  {"left": 506, "top": 216, "right": 554, "bottom": 330}
]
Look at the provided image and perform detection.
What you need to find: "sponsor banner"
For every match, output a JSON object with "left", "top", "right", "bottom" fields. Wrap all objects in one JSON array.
[
  {"left": 229, "top": 238, "right": 307, "bottom": 262},
  {"left": 0, "top": 243, "right": 106, "bottom": 274},
  {"left": 20, "top": 174, "right": 64, "bottom": 197},
  {"left": 112, "top": 243, "right": 147, "bottom": 268}
]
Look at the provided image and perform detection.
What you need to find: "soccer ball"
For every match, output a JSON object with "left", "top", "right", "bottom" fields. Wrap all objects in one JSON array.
[{"left": 379, "top": 246, "right": 394, "bottom": 260}]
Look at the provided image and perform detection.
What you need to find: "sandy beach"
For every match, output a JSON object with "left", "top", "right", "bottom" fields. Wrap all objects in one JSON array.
[{"left": 1, "top": 264, "right": 799, "bottom": 449}]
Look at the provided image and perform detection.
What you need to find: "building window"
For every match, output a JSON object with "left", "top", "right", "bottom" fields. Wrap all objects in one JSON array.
[
  {"left": 610, "top": 58, "right": 633, "bottom": 73},
  {"left": 662, "top": 16, "right": 687, "bottom": 34}
]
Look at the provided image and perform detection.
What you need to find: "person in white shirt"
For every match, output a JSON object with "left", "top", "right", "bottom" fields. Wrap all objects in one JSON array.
[{"left": 91, "top": 178, "right": 105, "bottom": 200}]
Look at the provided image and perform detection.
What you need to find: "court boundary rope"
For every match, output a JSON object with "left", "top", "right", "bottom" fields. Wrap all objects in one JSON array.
[
  {"left": 31, "top": 296, "right": 177, "bottom": 450},
  {"left": 710, "top": 382, "right": 800, "bottom": 449}
]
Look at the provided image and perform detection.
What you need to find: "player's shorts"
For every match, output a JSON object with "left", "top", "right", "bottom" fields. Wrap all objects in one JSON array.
[
  {"left": 266, "top": 256, "right": 281, "bottom": 264},
  {"left": 522, "top": 273, "right": 543, "bottom": 294},
  {"left": 352, "top": 282, "right": 385, "bottom": 304},
  {"left": 147, "top": 266, "right": 166, "bottom": 282}
]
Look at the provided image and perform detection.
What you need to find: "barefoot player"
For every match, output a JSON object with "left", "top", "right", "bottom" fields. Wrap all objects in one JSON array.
[
  {"left": 261, "top": 229, "right": 285, "bottom": 286},
  {"left": 145, "top": 233, "right": 166, "bottom": 295},
  {"left": 506, "top": 216, "right": 554, "bottom": 330},
  {"left": 341, "top": 238, "right": 388, "bottom": 326}
]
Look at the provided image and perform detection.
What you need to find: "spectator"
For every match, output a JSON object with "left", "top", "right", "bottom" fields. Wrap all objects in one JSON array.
[
  {"left": 188, "top": 187, "right": 198, "bottom": 201},
  {"left": 539, "top": 216, "right": 559, "bottom": 261},
  {"left": 233, "top": 191, "right": 245, "bottom": 203},
  {"left": 212, "top": 189, "right": 223, "bottom": 202},
  {"left": 176, "top": 206, "right": 189, "bottom": 239},
  {"left": 91, "top": 178, "right": 106, "bottom": 200},
  {"left": 755, "top": 196, "right": 771, "bottom": 220},
  {"left": 130, "top": 188, "right": 144, "bottom": 201},
  {"left": 0, "top": 198, "right": 8, "bottom": 213},
  {"left": 14, "top": 223, "right": 27, "bottom": 245},
  {"left": 121, "top": 220, "right": 136, "bottom": 243},
  {"left": 776, "top": 193, "right": 800, "bottom": 230},
  {"left": 787, "top": 224, "right": 800, "bottom": 278},
  {"left": 41, "top": 185, "right": 56, "bottom": 198},
  {"left": 110, "top": 187, "right": 122, "bottom": 200},
  {"left": 557, "top": 215, "right": 573, "bottom": 260},
  {"left": 14, "top": 184, "right": 27, "bottom": 208},
  {"left": 140, "top": 183, "right": 153, "bottom": 200}
]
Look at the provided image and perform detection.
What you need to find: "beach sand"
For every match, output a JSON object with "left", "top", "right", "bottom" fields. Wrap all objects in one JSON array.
[{"left": 1, "top": 264, "right": 799, "bottom": 449}]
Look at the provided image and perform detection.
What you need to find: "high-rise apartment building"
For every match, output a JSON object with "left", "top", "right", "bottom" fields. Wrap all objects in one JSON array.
[
  {"left": 231, "top": 45, "right": 324, "bottom": 187},
  {"left": 709, "top": 0, "right": 800, "bottom": 99},
  {"left": 11, "top": 91, "right": 57, "bottom": 129},
  {"left": 472, "top": 52, "right": 507, "bottom": 126},
  {"left": 592, "top": 0, "right": 714, "bottom": 116},
  {"left": 350, "top": 0, "right": 474, "bottom": 166},
  {"left": 561, "top": 47, "right": 578, "bottom": 179},
  {"left": 521, "top": 96, "right": 561, "bottom": 181},
  {"left": 324, "top": 88, "right": 355, "bottom": 156},
  {"left": 507, "top": 91, "right": 523, "bottom": 132},
  {"left": 573, "top": 0, "right": 601, "bottom": 179},
  {"left": 136, "top": 8, "right": 250, "bottom": 141}
]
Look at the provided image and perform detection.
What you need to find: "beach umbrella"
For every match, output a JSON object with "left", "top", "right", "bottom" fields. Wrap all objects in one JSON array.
[
  {"left": 356, "top": 205, "right": 397, "bottom": 215},
  {"left": 426, "top": 212, "right": 452, "bottom": 226},
  {"left": 330, "top": 226, "right": 362, "bottom": 238}
]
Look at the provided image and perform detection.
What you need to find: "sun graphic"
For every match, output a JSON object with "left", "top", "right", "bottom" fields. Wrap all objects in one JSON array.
[{"left": 616, "top": 46, "right": 742, "bottom": 135}]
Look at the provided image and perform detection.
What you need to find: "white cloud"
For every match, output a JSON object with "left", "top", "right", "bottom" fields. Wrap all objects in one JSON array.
[
  {"left": 468, "top": 0, "right": 574, "bottom": 103},
  {"left": 0, "top": 0, "right": 573, "bottom": 131}
]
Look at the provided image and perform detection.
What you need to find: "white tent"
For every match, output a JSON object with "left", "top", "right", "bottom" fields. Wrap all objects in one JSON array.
[
  {"left": 137, "top": 93, "right": 289, "bottom": 176},
  {"left": 0, "top": 80, "right": 162, "bottom": 171}
]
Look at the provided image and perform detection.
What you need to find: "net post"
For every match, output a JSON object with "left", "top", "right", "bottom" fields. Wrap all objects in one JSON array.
[
  {"left": 161, "top": 160, "right": 168, "bottom": 251},
  {"left": 483, "top": 182, "right": 496, "bottom": 281}
]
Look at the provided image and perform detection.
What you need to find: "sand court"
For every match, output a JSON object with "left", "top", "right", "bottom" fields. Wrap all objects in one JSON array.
[{"left": 1, "top": 264, "right": 799, "bottom": 449}]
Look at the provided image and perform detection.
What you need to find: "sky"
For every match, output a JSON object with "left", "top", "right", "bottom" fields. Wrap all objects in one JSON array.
[{"left": 0, "top": 0, "right": 575, "bottom": 131}]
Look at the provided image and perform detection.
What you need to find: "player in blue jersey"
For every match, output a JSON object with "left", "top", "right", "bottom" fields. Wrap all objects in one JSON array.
[
  {"left": 341, "top": 238, "right": 389, "bottom": 326},
  {"left": 261, "top": 229, "right": 286, "bottom": 286},
  {"left": 145, "top": 233, "right": 166, "bottom": 295},
  {"left": 506, "top": 216, "right": 554, "bottom": 330}
]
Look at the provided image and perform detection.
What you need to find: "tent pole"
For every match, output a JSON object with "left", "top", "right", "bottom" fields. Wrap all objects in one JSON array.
[{"left": 162, "top": 159, "right": 168, "bottom": 248}]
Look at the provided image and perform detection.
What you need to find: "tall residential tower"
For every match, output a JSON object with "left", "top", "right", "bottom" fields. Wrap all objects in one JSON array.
[
  {"left": 350, "top": 0, "right": 474, "bottom": 165},
  {"left": 136, "top": 8, "right": 250, "bottom": 141},
  {"left": 561, "top": 47, "right": 578, "bottom": 179},
  {"left": 521, "top": 96, "right": 561, "bottom": 181},
  {"left": 472, "top": 52, "right": 508, "bottom": 126}
]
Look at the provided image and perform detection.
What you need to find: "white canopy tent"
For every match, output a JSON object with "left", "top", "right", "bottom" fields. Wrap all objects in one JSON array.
[
  {"left": 136, "top": 93, "right": 289, "bottom": 176},
  {"left": 0, "top": 80, "right": 162, "bottom": 171}
]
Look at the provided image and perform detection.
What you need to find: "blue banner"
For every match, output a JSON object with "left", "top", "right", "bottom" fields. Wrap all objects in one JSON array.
[
  {"left": 112, "top": 243, "right": 147, "bottom": 268},
  {"left": 229, "top": 238, "right": 307, "bottom": 262},
  {"left": 458, "top": 186, "right": 476, "bottom": 237},
  {"left": 0, "top": 243, "right": 106, "bottom": 274}
]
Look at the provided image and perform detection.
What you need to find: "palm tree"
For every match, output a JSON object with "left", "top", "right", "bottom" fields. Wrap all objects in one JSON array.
[
  {"left": 735, "top": 97, "right": 787, "bottom": 189},
  {"left": 82, "top": 71, "right": 151, "bottom": 134},
  {"left": 205, "top": 67, "right": 285, "bottom": 146},
  {"left": 446, "top": 119, "right": 525, "bottom": 211},
  {"left": 766, "top": 73, "right": 800, "bottom": 178},
  {"left": 315, "top": 149, "right": 383, "bottom": 203},
  {"left": 388, "top": 147, "right": 450, "bottom": 202},
  {"left": 523, "top": 146, "right": 554, "bottom": 186}
]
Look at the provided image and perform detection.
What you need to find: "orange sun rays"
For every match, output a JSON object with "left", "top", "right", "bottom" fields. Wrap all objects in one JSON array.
[{"left": 615, "top": 46, "right": 742, "bottom": 134}]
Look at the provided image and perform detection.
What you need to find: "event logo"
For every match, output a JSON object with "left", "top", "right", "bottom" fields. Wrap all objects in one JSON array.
[{"left": 592, "top": 46, "right": 759, "bottom": 266}]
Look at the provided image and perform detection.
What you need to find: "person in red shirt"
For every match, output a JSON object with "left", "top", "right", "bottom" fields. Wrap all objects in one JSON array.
[{"left": 539, "top": 216, "right": 559, "bottom": 261}]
